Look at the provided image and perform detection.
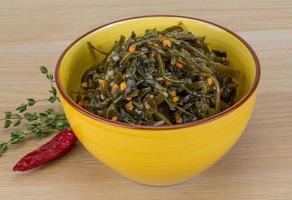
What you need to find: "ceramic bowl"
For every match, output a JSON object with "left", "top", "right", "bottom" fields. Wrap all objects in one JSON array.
[{"left": 55, "top": 15, "right": 260, "bottom": 186}]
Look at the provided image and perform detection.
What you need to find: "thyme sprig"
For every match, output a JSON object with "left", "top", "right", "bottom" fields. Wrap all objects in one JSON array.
[{"left": 0, "top": 66, "right": 69, "bottom": 156}]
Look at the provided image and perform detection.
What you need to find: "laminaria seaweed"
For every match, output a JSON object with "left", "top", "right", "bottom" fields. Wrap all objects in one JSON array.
[{"left": 72, "top": 24, "right": 239, "bottom": 126}]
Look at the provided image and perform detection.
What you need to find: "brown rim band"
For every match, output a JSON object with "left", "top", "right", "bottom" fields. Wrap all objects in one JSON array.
[{"left": 55, "top": 15, "right": 261, "bottom": 130}]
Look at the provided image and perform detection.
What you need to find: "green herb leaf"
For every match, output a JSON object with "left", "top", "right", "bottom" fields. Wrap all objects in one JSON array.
[
  {"left": 4, "top": 120, "right": 12, "bottom": 128},
  {"left": 47, "top": 74, "right": 54, "bottom": 80},
  {"left": 0, "top": 142, "right": 8, "bottom": 156},
  {"left": 40, "top": 66, "right": 48, "bottom": 74},
  {"left": 48, "top": 96, "right": 56, "bottom": 103},
  {"left": 39, "top": 112, "right": 47, "bottom": 116},
  {"left": 50, "top": 87, "right": 57, "bottom": 96},
  {"left": 24, "top": 112, "right": 38, "bottom": 121},
  {"left": 10, "top": 131, "right": 26, "bottom": 144},
  {"left": 27, "top": 98, "right": 36, "bottom": 106},
  {"left": 13, "top": 120, "right": 21, "bottom": 127},
  {"left": 4, "top": 111, "right": 12, "bottom": 119},
  {"left": 16, "top": 103, "right": 27, "bottom": 113},
  {"left": 45, "top": 109, "right": 55, "bottom": 115}
]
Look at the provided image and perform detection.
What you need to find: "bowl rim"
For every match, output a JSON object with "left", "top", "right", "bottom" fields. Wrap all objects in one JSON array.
[{"left": 55, "top": 15, "right": 261, "bottom": 130}]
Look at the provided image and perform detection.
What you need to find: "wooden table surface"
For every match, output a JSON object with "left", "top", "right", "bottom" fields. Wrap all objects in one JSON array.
[{"left": 1, "top": 0, "right": 292, "bottom": 199}]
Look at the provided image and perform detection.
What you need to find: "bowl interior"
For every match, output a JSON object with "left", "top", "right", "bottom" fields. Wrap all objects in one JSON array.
[{"left": 58, "top": 16, "right": 257, "bottom": 111}]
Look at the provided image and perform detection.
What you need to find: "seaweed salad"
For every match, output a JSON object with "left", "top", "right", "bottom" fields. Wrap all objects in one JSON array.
[{"left": 73, "top": 24, "right": 239, "bottom": 126}]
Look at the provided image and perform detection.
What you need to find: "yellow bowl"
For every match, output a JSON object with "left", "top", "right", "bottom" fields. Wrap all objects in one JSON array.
[{"left": 55, "top": 15, "right": 260, "bottom": 186}]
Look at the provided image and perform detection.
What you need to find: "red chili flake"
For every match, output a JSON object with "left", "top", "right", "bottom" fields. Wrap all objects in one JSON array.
[{"left": 13, "top": 129, "right": 77, "bottom": 171}]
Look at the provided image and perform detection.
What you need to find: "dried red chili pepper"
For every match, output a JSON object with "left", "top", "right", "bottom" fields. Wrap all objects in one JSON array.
[{"left": 13, "top": 129, "right": 77, "bottom": 171}]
